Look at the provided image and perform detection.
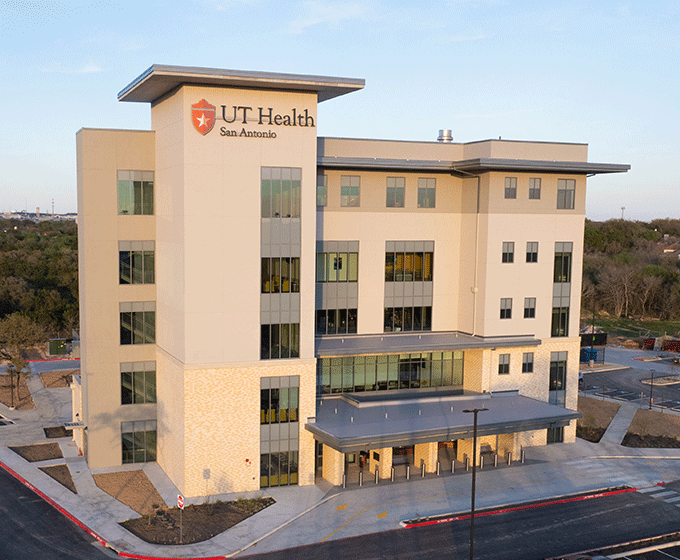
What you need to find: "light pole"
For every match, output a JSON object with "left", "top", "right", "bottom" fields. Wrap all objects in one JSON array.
[
  {"left": 464, "top": 407, "right": 488, "bottom": 560},
  {"left": 649, "top": 369, "right": 655, "bottom": 410}
]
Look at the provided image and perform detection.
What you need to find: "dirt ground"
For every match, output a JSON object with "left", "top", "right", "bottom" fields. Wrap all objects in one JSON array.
[
  {"left": 121, "top": 497, "right": 275, "bottom": 545},
  {"left": 623, "top": 408, "right": 680, "bottom": 447},
  {"left": 43, "top": 426, "right": 73, "bottom": 438},
  {"left": 39, "top": 370, "right": 76, "bottom": 388},
  {"left": 9, "top": 442, "right": 63, "bottom": 462},
  {"left": 577, "top": 396, "right": 621, "bottom": 442},
  {"left": 93, "top": 470, "right": 165, "bottom": 516},
  {"left": 39, "top": 464, "right": 77, "bottom": 494},
  {"left": 0, "top": 373, "right": 34, "bottom": 409}
]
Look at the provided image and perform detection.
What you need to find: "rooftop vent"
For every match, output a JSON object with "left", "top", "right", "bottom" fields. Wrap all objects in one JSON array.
[{"left": 437, "top": 129, "right": 453, "bottom": 142}]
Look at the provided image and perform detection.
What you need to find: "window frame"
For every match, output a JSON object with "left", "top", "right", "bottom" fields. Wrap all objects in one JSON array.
[
  {"left": 500, "top": 298, "right": 512, "bottom": 319},
  {"left": 557, "top": 178, "right": 575, "bottom": 210},
  {"left": 417, "top": 178, "right": 436, "bottom": 208},
  {"left": 498, "top": 353, "right": 510, "bottom": 374},
  {"left": 340, "top": 175, "right": 361, "bottom": 207},
  {"left": 522, "top": 352, "right": 534, "bottom": 373},
  {"left": 386, "top": 176, "right": 405, "bottom": 208},
  {"left": 526, "top": 241, "right": 538, "bottom": 263},
  {"left": 117, "top": 170, "right": 154, "bottom": 216},
  {"left": 504, "top": 177, "right": 517, "bottom": 199},
  {"left": 316, "top": 174, "right": 327, "bottom": 207},
  {"left": 529, "top": 178, "right": 541, "bottom": 199},
  {"left": 524, "top": 297, "right": 536, "bottom": 318},
  {"left": 502, "top": 241, "right": 515, "bottom": 263}
]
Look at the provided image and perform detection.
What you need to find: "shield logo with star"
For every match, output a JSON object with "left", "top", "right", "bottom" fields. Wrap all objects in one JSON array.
[{"left": 192, "top": 99, "right": 216, "bottom": 135}]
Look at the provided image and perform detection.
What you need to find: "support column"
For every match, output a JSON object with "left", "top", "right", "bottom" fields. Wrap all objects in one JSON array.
[
  {"left": 369, "top": 447, "right": 393, "bottom": 479},
  {"left": 322, "top": 444, "right": 344, "bottom": 486},
  {"left": 414, "top": 442, "right": 438, "bottom": 473}
]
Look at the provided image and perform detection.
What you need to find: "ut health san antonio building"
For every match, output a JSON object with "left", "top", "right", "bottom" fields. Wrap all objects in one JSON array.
[{"left": 74, "top": 65, "right": 628, "bottom": 496}]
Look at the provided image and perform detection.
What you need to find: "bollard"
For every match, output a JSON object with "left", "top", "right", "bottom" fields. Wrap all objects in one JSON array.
[
  {"left": 342, "top": 473, "right": 347, "bottom": 489},
  {"left": 465, "top": 456, "right": 470, "bottom": 471},
  {"left": 521, "top": 449, "right": 525, "bottom": 464},
  {"left": 406, "top": 464, "right": 411, "bottom": 480},
  {"left": 494, "top": 453, "right": 498, "bottom": 468},
  {"left": 421, "top": 462, "right": 426, "bottom": 478},
  {"left": 507, "top": 451, "right": 512, "bottom": 466},
  {"left": 436, "top": 461, "right": 441, "bottom": 476},
  {"left": 375, "top": 467, "right": 379, "bottom": 484},
  {"left": 359, "top": 470, "right": 364, "bottom": 487},
  {"left": 480, "top": 455, "right": 484, "bottom": 470},
  {"left": 451, "top": 460, "right": 455, "bottom": 474},
  {"left": 391, "top": 466, "right": 395, "bottom": 482}
]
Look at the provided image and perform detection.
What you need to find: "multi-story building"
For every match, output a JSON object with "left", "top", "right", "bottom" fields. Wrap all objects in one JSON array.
[{"left": 74, "top": 65, "right": 629, "bottom": 496}]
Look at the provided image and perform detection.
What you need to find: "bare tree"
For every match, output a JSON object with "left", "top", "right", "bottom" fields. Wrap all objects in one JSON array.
[{"left": 0, "top": 313, "right": 44, "bottom": 407}]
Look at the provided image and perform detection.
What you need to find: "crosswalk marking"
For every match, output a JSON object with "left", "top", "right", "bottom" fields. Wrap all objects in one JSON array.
[
  {"left": 650, "top": 490, "right": 678, "bottom": 499},
  {"left": 637, "top": 486, "right": 663, "bottom": 493},
  {"left": 664, "top": 496, "right": 680, "bottom": 503}
]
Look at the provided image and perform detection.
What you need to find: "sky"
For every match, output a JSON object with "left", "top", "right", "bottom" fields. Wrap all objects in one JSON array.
[{"left": 1, "top": 0, "right": 678, "bottom": 221}]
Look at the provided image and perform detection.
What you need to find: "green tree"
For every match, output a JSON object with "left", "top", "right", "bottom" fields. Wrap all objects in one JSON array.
[{"left": 0, "top": 313, "right": 44, "bottom": 407}]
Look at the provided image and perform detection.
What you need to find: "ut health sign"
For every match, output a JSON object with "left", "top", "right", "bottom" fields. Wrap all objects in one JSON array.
[{"left": 191, "top": 99, "right": 315, "bottom": 139}]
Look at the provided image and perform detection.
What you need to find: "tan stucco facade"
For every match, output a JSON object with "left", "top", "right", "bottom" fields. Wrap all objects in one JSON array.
[{"left": 76, "top": 65, "right": 627, "bottom": 495}]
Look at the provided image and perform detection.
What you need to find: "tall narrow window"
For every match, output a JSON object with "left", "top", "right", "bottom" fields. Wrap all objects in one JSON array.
[
  {"left": 316, "top": 174, "right": 327, "bottom": 207},
  {"left": 524, "top": 297, "right": 536, "bottom": 318},
  {"left": 522, "top": 353, "right": 534, "bottom": 373},
  {"left": 417, "top": 178, "right": 436, "bottom": 208},
  {"left": 498, "top": 354, "right": 510, "bottom": 374},
  {"left": 504, "top": 177, "right": 517, "bottom": 199},
  {"left": 549, "top": 351, "right": 567, "bottom": 406},
  {"left": 529, "top": 178, "right": 541, "bottom": 199},
  {"left": 526, "top": 242, "right": 538, "bottom": 263},
  {"left": 551, "top": 306, "right": 570, "bottom": 337},
  {"left": 557, "top": 178, "right": 575, "bottom": 209},
  {"left": 341, "top": 175, "right": 360, "bottom": 207},
  {"left": 554, "top": 243, "right": 573, "bottom": 282},
  {"left": 502, "top": 242, "right": 514, "bottom": 263},
  {"left": 500, "top": 298, "right": 512, "bottom": 319},
  {"left": 386, "top": 177, "right": 405, "bottom": 207}
]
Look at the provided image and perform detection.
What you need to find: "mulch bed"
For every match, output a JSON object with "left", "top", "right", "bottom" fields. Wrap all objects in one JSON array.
[
  {"left": 43, "top": 426, "right": 73, "bottom": 438},
  {"left": 576, "top": 426, "right": 606, "bottom": 443},
  {"left": 9, "top": 442, "right": 63, "bottom": 462},
  {"left": 622, "top": 433, "right": 680, "bottom": 448},
  {"left": 121, "top": 497, "right": 275, "bottom": 545},
  {"left": 39, "top": 464, "right": 77, "bottom": 494},
  {"left": 39, "top": 370, "right": 76, "bottom": 388},
  {"left": 0, "top": 373, "right": 34, "bottom": 410}
]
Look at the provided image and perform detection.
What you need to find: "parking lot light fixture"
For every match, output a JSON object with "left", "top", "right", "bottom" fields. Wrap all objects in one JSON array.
[
  {"left": 649, "top": 369, "right": 655, "bottom": 410},
  {"left": 464, "top": 407, "right": 488, "bottom": 560}
]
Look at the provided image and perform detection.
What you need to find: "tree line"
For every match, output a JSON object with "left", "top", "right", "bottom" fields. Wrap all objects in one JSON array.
[{"left": 582, "top": 218, "right": 680, "bottom": 322}]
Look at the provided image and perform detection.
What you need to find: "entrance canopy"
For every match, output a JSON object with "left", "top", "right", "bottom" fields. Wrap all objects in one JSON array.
[{"left": 306, "top": 390, "right": 580, "bottom": 453}]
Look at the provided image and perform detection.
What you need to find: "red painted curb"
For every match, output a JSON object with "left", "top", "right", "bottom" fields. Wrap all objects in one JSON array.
[
  {"left": 119, "top": 554, "right": 227, "bottom": 560},
  {"left": 403, "top": 488, "right": 637, "bottom": 528}
]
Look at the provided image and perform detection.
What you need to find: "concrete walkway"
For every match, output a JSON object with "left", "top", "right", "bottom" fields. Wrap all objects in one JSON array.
[
  {"left": 2, "top": 366, "right": 680, "bottom": 559},
  {"left": 600, "top": 402, "right": 640, "bottom": 444}
]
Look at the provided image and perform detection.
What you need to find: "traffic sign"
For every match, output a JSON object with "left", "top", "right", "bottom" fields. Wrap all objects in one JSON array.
[{"left": 177, "top": 494, "right": 184, "bottom": 509}]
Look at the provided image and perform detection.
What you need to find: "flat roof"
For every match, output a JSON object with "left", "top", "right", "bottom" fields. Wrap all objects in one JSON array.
[
  {"left": 315, "top": 331, "right": 541, "bottom": 357},
  {"left": 318, "top": 156, "right": 630, "bottom": 175},
  {"left": 306, "top": 391, "right": 581, "bottom": 453},
  {"left": 118, "top": 64, "right": 365, "bottom": 103}
]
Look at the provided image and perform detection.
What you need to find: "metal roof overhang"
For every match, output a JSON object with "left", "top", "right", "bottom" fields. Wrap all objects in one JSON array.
[
  {"left": 118, "top": 65, "right": 365, "bottom": 103},
  {"left": 316, "top": 331, "right": 541, "bottom": 357},
  {"left": 306, "top": 391, "right": 580, "bottom": 453},
  {"left": 317, "top": 156, "right": 630, "bottom": 176}
]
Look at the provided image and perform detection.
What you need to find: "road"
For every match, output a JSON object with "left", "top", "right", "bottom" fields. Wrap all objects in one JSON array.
[
  {"left": 241, "top": 484, "right": 680, "bottom": 560},
  {"left": 0, "top": 467, "right": 113, "bottom": 560}
]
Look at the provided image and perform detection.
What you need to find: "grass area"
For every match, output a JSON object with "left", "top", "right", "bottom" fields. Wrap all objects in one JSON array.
[
  {"left": 577, "top": 396, "right": 621, "bottom": 442},
  {"left": 582, "top": 311, "right": 680, "bottom": 339}
]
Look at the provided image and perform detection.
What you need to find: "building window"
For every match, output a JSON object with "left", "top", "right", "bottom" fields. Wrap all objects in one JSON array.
[
  {"left": 340, "top": 175, "right": 360, "bottom": 207},
  {"left": 504, "top": 177, "right": 517, "bottom": 199},
  {"left": 500, "top": 298, "right": 512, "bottom": 319},
  {"left": 384, "top": 306, "right": 432, "bottom": 332},
  {"left": 551, "top": 306, "right": 570, "bottom": 337},
  {"left": 522, "top": 353, "right": 534, "bottom": 373},
  {"left": 119, "top": 241, "right": 155, "bottom": 284},
  {"left": 557, "top": 178, "right": 575, "bottom": 209},
  {"left": 261, "top": 167, "right": 301, "bottom": 218},
  {"left": 261, "top": 451, "right": 298, "bottom": 488},
  {"left": 120, "top": 302, "right": 155, "bottom": 345},
  {"left": 524, "top": 297, "right": 536, "bottom": 318},
  {"left": 554, "top": 243, "right": 573, "bottom": 283},
  {"left": 549, "top": 351, "right": 567, "bottom": 406},
  {"left": 316, "top": 174, "right": 327, "bottom": 207},
  {"left": 502, "top": 242, "right": 514, "bottom": 263},
  {"left": 526, "top": 242, "right": 538, "bottom": 263},
  {"left": 316, "top": 309, "right": 357, "bottom": 335},
  {"left": 316, "top": 252, "right": 358, "bottom": 282},
  {"left": 386, "top": 177, "right": 405, "bottom": 208},
  {"left": 498, "top": 354, "right": 510, "bottom": 374},
  {"left": 318, "top": 351, "right": 464, "bottom": 394},
  {"left": 121, "top": 362, "right": 156, "bottom": 404},
  {"left": 117, "top": 171, "right": 154, "bottom": 215},
  {"left": 385, "top": 251, "right": 433, "bottom": 282},
  {"left": 417, "top": 178, "right": 436, "bottom": 208},
  {"left": 121, "top": 420, "right": 156, "bottom": 464},
  {"left": 262, "top": 257, "right": 300, "bottom": 293},
  {"left": 529, "top": 178, "right": 541, "bottom": 199},
  {"left": 547, "top": 426, "right": 564, "bottom": 443},
  {"left": 261, "top": 386, "right": 299, "bottom": 424},
  {"left": 261, "top": 323, "right": 300, "bottom": 360}
]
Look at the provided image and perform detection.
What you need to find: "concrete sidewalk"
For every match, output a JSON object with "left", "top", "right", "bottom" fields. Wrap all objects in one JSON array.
[
  {"left": 2, "top": 370, "right": 680, "bottom": 559},
  {"left": 600, "top": 402, "right": 640, "bottom": 444}
]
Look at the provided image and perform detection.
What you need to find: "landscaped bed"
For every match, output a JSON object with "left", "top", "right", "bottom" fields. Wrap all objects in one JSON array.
[
  {"left": 39, "top": 464, "right": 77, "bottom": 493},
  {"left": 121, "top": 497, "right": 275, "bottom": 545},
  {"left": 39, "top": 370, "right": 76, "bottom": 388},
  {"left": 9, "top": 442, "right": 63, "bottom": 462},
  {"left": 577, "top": 396, "right": 621, "bottom": 443},
  {"left": 0, "top": 373, "right": 34, "bottom": 410},
  {"left": 623, "top": 408, "right": 680, "bottom": 448}
]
